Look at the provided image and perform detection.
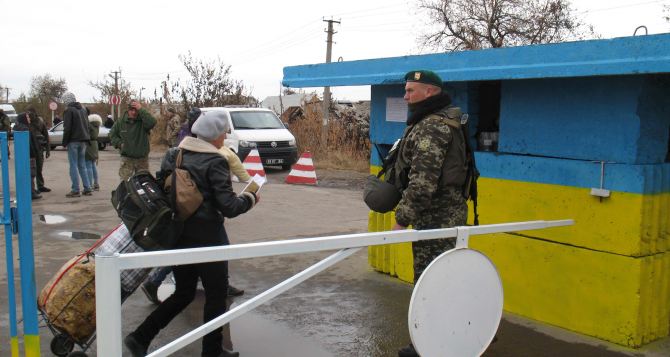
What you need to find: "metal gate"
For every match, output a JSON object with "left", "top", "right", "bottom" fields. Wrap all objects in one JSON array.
[
  {"left": 96, "top": 219, "right": 573, "bottom": 356},
  {"left": 1, "top": 131, "right": 40, "bottom": 357}
]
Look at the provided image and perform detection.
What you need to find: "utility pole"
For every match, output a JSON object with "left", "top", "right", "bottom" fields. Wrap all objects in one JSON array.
[
  {"left": 3, "top": 87, "right": 9, "bottom": 103},
  {"left": 322, "top": 18, "right": 340, "bottom": 146},
  {"left": 109, "top": 69, "right": 121, "bottom": 120}
]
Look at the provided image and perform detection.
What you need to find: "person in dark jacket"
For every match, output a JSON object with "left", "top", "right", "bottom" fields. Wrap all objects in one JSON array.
[
  {"left": 110, "top": 99, "right": 156, "bottom": 180},
  {"left": 0, "top": 109, "right": 11, "bottom": 159},
  {"left": 85, "top": 113, "right": 102, "bottom": 190},
  {"left": 104, "top": 114, "right": 114, "bottom": 129},
  {"left": 61, "top": 92, "right": 92, "bottom": 197},
  {"left": 27, "top": 108, "right": 51, "bottom": 193},
  {"left": 124, "top": 111, "right": 258, "bottom": 357},
  {"left": 14, "top": 112, "right": 42, "bottom": 200}
]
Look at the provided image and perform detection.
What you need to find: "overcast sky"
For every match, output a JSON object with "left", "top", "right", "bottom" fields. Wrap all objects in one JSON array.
[{"left": 1, "top": 0, "right": 668, "bottom": 104}]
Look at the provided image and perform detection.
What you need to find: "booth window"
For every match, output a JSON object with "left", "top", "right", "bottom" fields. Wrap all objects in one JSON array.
[{"left": 472, "top": 81, "right": 501, "bottom": 152}]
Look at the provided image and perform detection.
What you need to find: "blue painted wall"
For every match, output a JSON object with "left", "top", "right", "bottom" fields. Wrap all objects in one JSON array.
[
  {"left": 369, "top": 82, "right": 472, "bottom": 165},
  {"left": 500, "top": 75, "right": 670, "bottom": 164}
]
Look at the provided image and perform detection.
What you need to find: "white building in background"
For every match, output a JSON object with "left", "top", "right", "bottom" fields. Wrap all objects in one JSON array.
[{"left": 261, "top": 93, "right": 309, "bottom": 115}]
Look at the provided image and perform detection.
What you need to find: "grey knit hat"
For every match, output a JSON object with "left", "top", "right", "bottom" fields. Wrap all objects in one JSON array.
[
  {"left": 191, "top": 111, "right": 229, "bottom": 141},
  {"left": 61, "top": 92, "right": 77, "bottom": 105}
]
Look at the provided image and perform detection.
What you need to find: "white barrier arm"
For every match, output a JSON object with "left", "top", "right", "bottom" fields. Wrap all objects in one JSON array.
[{"left": 117, "top": 220, "right": 574, "bottom": 271}]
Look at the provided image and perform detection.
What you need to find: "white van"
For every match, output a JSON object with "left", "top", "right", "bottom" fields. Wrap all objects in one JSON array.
[
  {"left": 200, "top": 107, "right": 298, "bottom": 170},
  {"left": 0, "top": 104, "right": 18, "bottom": 123}
]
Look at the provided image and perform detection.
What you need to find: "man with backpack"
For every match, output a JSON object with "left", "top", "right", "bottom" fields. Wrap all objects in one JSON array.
[{"left": 392, "top": 70, "right": 471, "bottom": 357}]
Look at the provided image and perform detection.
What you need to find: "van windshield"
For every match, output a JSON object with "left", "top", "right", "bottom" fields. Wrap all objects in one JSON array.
[{"left": 230, "top": 111, "right": 284, "bottom": 130}]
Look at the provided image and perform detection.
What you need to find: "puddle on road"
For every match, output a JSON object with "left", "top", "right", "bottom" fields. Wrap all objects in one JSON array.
[
  {"left": 57, "top": 231, "right": 100, "bottom": 240},
  {"left": 39, "top": 214, "right": 67, "bottom": 224}
]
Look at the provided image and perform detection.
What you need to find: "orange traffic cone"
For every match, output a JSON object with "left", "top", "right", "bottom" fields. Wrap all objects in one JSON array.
[
  {"left": 243, "top": 149, "right": 266, "bottom": 177},
  {"left": 285, "top": 152, "right": 317, "bottom": 185}
]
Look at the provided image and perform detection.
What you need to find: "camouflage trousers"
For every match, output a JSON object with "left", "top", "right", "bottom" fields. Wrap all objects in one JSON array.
[
  {"left": 412, "top": 207, "right": 467, "bottom": 283},
  {"left": 119, "top": 156, "right": 149, "bottom": 180}
]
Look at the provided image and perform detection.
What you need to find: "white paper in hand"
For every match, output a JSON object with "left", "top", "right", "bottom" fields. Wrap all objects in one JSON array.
[{"left": 241, "top": 173, "right": 266, "bottom": 194}]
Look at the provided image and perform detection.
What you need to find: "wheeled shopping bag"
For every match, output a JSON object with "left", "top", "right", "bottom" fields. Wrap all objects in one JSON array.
[{"left": 38, "top": 224, "right": 150, "bottom": 357}]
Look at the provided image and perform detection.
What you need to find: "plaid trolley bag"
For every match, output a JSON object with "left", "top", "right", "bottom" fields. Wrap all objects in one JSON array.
[{"left": 38, "top": 224, "right": 151, "bottom": 357}]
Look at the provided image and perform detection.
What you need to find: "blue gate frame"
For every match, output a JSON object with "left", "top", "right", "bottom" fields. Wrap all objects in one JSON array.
[{"left": 2, "top": 131, "right": 40, "bottom": 356}]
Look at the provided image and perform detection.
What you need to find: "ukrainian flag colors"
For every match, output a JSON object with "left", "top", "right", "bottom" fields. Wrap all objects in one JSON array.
[{"left": 367, "top": 155, "right": 670, "bottom": 347}]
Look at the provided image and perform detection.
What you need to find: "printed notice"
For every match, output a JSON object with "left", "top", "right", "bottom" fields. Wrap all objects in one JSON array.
[
  {"left": 386, "top": 97, "right": 408, "bottom": 122},
  {"left": 241, "top": 174, "right": 266, "bottom": 194}
]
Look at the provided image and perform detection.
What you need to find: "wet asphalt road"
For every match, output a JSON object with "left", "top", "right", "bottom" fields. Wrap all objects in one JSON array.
[{"left": 1, "top": 145, "right": 668, "bottom": 356}]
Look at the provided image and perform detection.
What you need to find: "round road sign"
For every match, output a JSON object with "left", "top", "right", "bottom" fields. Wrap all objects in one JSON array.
[
  {"left": 408, "top": 248, "right": 503, "bottom": 357},
  {"left": 48, "top": 101, "right": 57, "bottom": 111},
  {"left": 110, "top": 95, "right": 121, "bottom": 105}
]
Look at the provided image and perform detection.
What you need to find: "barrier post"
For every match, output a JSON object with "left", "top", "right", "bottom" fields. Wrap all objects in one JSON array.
[
  {"left": 0, "top": 132, "right": 19, "bottom": 357},
  {"left": 95, "top": 253, "right": 123, "bottom": 356},
  {"left": 13, "top": 131, "right": 40, "bottom": 356}
]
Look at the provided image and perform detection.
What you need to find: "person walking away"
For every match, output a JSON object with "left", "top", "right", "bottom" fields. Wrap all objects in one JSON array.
[
  {"left": 139, "top": 108, "right": 246, "bottom": 305},
  {"left": 390, "top": 70, "right": 468, "bottom": 357},
  {"left": 0, "top": 109, "right": 11, "bottom": 159},
  {"left": 110, "top": 99, "right": 156, "bottom": 180},
  {"left": 86, "top": 113, "right": 102, "bottom": 191},
  {"left": 124, "top": 111, "right": 258, "bottom": 357},
  {"left": 14, "top": 112, "right": 42, "bottom": 200},
  {"left": 165, "top": 107, "right": 182, "bottom": 148},
  {"left": 28, "top": 108, "right": 51, "bottom": 192},
  {"left": 61, "top": 92, "right": 92, "bottom": 197}
]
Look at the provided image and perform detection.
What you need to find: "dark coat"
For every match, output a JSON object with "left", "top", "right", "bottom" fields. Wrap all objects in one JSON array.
[
  {"left": 159, "top": 139, "right": 255, "bottom": 248},
  {"left": 62, "top": 102, "right": 90, "bottom": 146},
  {"left": 14, "top": 113, "right": 40, "bottom": 159}
]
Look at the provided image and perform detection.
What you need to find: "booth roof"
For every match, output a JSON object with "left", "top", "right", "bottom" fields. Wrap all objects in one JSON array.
[{"left": 282, "top": 33, "right": 670, "bottom": 88}]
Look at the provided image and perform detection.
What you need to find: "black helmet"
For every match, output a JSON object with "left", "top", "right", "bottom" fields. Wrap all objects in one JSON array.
[{"left": 363, "top": 175, "right": 401, "bottom": 213}]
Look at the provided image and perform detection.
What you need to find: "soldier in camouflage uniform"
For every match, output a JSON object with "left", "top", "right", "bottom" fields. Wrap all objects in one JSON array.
[
  {"left": 164, "top": 107, "right": 182, "bottom": 147},
  {"left": 394, "top": 70, "right": 468, "bottom": 357}
]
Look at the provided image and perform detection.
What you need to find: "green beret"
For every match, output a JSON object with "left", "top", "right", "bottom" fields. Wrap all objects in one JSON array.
[{"left": 404, "top": 70, "right": 443, "bottom": 88}]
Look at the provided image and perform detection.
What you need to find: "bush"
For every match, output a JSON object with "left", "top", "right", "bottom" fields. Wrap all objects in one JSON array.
[{"left": 289, "top": 103, "right": 370, "bottom": 172}]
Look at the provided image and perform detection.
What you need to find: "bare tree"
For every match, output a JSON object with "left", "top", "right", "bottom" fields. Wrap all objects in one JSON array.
[
  {"left": 417, "top": 0, "right": 593, "bottom": 51},
  {"left": 29, "top": 74, "right": 67, "bottom": 104},
  {"left": 88, "top": 77, "right": 135, "bottom": 104},
  {"left": 664, "top": 4, "right": 669, "bottom": 23},
  {"left": 175, "top": 51, "right": 255, "bottom": 109}
]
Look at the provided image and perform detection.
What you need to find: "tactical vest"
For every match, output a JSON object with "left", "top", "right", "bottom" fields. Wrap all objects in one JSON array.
[{"left": 392, "top": 106, "right": 467, "bottom": 190}]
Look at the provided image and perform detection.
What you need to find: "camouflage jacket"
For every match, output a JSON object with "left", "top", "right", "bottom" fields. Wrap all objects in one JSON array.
[
  {"left": 166, "top": 114, "right": 182, "bottom": 146},
  {"left": 394, "top": 107, "right": 467, "bottom": 229}
]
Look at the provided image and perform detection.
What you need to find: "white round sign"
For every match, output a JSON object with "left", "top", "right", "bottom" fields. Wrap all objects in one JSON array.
[
  {"left": 408, "top": 248, "right": 503, "bottom": 357},
  {"left": 48, "top": 101, "right": 57, "bottom": 111}
]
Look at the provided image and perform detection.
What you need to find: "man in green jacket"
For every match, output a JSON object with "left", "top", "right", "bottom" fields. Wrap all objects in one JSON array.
[{"left": 110, "top": 100, "right": 157, "bottom": 180}]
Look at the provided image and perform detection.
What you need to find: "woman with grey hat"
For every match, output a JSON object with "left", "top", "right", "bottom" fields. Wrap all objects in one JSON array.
[{"left": 124, "top": 110, "right": 258, "bottom": 357}]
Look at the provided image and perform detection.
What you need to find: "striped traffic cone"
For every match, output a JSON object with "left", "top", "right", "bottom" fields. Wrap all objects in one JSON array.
[
  {"left": 242, "top": 149, "right": 266, "bottom": 177},
  {"left": 285, "top": 152, "right": 317, "bottom": 185}
]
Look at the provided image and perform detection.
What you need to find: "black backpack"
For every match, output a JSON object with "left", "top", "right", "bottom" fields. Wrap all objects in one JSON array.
[{"left": 111, "top": 172, "right": 182, "bottom": 250}]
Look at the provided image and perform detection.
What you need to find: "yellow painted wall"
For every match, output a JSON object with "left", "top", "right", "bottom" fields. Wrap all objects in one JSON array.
[
  {"left": 367, "top": 170, "right": 670, "bottom": 347},
  {"left": 477, "top": 178, "right": 670, "bottom": 256},
  {"left": 469, "top": 233, "right": 670, "bottom": 347}
]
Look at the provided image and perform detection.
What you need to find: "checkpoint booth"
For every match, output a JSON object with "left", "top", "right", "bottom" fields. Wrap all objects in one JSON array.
[{"left": 282, "top": 33, "right": 670, "bottom": 348}]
